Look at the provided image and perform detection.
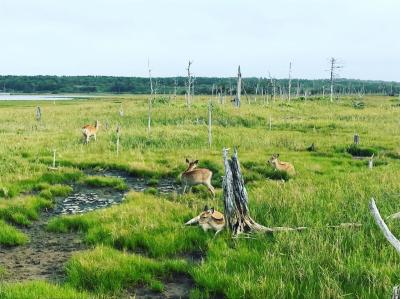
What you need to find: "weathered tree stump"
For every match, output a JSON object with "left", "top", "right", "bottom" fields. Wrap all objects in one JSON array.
[{"left": 222, "top": 148, "right": 305, "bottom": 236}]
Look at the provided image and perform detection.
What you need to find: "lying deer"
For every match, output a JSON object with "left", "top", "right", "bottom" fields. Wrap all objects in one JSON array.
[
  {"left": 185, "top": 205, "right": 225, "bottom": 236},
  {"left": 82, "top": 120, "right": 100, "bottom": 144},
  {"left": 268, "top": 154, "right": 296, "bottom": 175},
  {"left": 181, "top": 159, "right": 215, "bottom": 198}
]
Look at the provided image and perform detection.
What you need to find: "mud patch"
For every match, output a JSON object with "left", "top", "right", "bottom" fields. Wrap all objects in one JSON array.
[
  {"left": 54, "top": 188, "right": 124, "bottom": 215},
  {"left": 124, "top": 274, "right": 194, "bottom": 299},
  {"left": 0, "top": 170, "right": 180, "bottom": 287},
  {"left": 0, "top": 211, "right": 86, "bottom": 282}
]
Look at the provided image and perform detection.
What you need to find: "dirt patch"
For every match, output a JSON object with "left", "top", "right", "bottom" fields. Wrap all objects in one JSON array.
[
  {"left": 0, "top": 170, "right": 187, "bottom": 298},
  {"left": 123, "top": 274, "right": 194, "bottom": 299},
  {"left": 0, "top": 211, "right": 87, "bottom": 282}
]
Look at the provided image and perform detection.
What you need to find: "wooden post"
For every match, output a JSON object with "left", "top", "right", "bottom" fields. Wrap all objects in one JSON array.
[
  {"left": 354, "top": 133, "right": 359, "bottom": 145},
  {"left": 35, "top": 106, "right": 42, "bottom": 121},
  {"left": 368, "top": 154, "right": 374, "bottom": 169},
  {"left": 119, "top": 104, "right": 124, "bottom": 117},
  {"left": 393, "top": 286, "right": 400, "bottom": 299},
  {"left": 208, "top": 100, "right": 212, "bottom": 148},
  {"left": 116, "top": 125, "right": 121, "bottom": 156},
  {"left": 52, "top": 149, "right": 56, "bottom": 168}
]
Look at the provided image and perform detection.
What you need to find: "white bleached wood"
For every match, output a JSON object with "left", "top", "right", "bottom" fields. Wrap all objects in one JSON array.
[{"left": 369, "top": 198, "right": 400, "bottom": 254}]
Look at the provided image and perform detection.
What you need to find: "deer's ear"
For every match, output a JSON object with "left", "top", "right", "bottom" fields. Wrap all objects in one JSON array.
[
  {"left": 277, "top": 154, "right": 280, "bottom": 157},
  {"left": 186, "top": 158, "right": 190, "bottom": 163},
  {"left": 204, "top": 205, "right": 208, "bottom": 211},
  {"left": 194, "top": 160, "right": 199, "bottom": 164}
]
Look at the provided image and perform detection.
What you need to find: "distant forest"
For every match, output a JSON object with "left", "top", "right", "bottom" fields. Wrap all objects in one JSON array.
[{"left": 0, "top": 75, "right": 399, "bottom": 96}]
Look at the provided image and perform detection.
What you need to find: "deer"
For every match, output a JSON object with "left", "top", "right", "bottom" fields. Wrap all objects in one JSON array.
[
  {"left": 181, "top": 159, "right": 215, "bottom": 198},
  {"left": 267, "top": 154, "right": 296, "bottom": 175},
  {"left": 185, "top": 205, "right": 225, "bottom": 236},
  {"left": 82, "top": 120, "right": 100, "bottom": 144}
]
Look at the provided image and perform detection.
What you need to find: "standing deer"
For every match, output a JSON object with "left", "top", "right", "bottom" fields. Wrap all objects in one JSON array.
[
  {"left": 185, "top": 205, "right": 225, "bottom": 236},
  {"left": 181, "top": 159, "right": 215, "bottom": 198},
  {"left": 82, "top": 120, "right": 100, "bottom": 144},
  {"left": 268, "top": 154, "right": 296, "bottom": 175}
]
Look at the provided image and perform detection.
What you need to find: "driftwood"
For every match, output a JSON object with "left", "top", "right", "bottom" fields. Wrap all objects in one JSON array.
[
  {"left": 369, "top": 198, "right": 400, "bottom": 254},
  {"left": 222, "top": 148, "right": 306, "bottom": 236},
  {"left": 369, "top": 198, "right": 400, "bottom": 296}
]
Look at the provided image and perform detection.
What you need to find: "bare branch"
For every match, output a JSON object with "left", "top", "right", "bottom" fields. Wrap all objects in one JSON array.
[{"left": 369, "top": 198, "right": 400, "bottom": 254}]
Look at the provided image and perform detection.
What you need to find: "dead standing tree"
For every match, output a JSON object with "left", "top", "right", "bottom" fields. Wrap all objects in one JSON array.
[
  {"left": 222, "top": 148, "right": 305, "bottom": 236},
  {"left": 288, "top": 62, "right": 292, "bottom": 102},
  {"left": 328, "top": 57, "right": 342, "bottom": 102},
  {"left": 186, "top": 60, "right": 193, "bottom": 108},
  {"left": 147, "top": 60, "right": 154, "bottom": 134},
  {"left": 233, "top": 66, "right": 241, "bottom": 107}
]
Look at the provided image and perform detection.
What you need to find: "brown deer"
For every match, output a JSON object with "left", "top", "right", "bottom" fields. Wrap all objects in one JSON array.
[
  {"left": 268, "top": 154, "right": 296, "bottom": 175},
  {"left": 185, "top": 205, "right": 225, "bottom": 236},
  {"left": 82, "top": 120, "right": 100, "bottom": 144},
  {"left": 181, "top": 159, "right": 215, "bottom": 198}
]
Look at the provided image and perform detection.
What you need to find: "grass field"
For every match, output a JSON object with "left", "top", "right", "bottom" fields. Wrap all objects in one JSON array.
[{"left": 1, "top": 94, "right": 400, "bottom": 298}]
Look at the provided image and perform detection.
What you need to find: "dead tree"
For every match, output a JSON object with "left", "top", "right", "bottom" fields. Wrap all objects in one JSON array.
[
  {"left": 208, "top": 100, "right": 212, "bottom": 148},
  {"left": 186, "top": 60, "right": 193, "bottom": 108},
  {"left": 288, "top": 62, "right": 292, "bottom": 101},
  {"left": 269, "top": 73, "right": 276, "bottom": 102},
  {"left": 222, "top": 148, "right": 305, "bottom": 236},
  {"left": 148, "top": 60, "right": 154, "bottom": 134},
  {"left": 233, "top": 66, "right": 242, "bottom": 107},
  {"left": 329, "top": 57, "right": 342, "bottom": 102},
  {"left": 370, "top": 198, "right": 400, "bottom": 297}
]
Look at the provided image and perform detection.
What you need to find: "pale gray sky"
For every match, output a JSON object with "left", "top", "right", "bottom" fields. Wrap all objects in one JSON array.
[{"left": 0, "top": 0, "right": 398, "bottom": 80}]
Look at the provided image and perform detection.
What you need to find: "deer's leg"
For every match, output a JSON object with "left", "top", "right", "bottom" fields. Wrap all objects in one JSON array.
[
  {"left": 181, "top": 182, "right": 187, "bottom": 194},
  {"left": 213, "top": 229, "right": 223, "bottom": 239},
  {"left": 205, "top": 182, "right": 215, "bottom": 198}
]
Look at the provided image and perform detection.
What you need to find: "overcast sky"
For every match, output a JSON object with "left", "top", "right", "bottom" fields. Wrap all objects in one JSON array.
[{"left": 0, "top": 0, "right": 398, "bottom": 80}]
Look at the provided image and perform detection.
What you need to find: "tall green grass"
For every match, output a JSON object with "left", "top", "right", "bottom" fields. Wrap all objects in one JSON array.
[{"left": 1, "top": 95, "right": 400, "bottom": 297}]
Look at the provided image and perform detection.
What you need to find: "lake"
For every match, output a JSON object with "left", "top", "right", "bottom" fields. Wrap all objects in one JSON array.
[{"left": 0, "top": 94, "right": 98, "bottom": 101}]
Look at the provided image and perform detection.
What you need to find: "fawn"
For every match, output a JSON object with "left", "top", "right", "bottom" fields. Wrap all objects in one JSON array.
[
  {"left": 185, "top": 205, "right": 225, "bottom": 236},
  {"left": 268, "top": 154, "right": 296, "bottom": 175},
  {"left": 181, "top": 159, "right": 215, "bottom": 198},
  {"left": 82, "top": 120, "right": 100, "bottom": 144}
]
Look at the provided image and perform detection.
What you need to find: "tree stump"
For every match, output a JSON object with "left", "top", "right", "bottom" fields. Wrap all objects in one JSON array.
[{"left": 222, "top": 148, "right": 305, "bottom": 236}]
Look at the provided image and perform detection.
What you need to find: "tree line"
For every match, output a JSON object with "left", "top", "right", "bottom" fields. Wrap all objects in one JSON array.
[{"left": 0, "top": 75, "right": 399, "bottom": 96}]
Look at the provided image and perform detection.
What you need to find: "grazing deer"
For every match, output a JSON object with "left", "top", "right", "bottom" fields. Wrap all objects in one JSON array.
[
  {"left": 181, "top": 159, "right": 215, "bottom": 198},
  {"left": 82, "top": 120, "right": 100, "bottom": 144},
  {"left": 268, "top": 154, "right": 296, "bottom": 175},
  {"left": 185, "top": 205, "right": 225, "bottom": 236}
]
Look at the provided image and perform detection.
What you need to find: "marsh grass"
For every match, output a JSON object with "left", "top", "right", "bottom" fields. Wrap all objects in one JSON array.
[{"left": 1, "top": 95, "right": 400, "bottom": 297}]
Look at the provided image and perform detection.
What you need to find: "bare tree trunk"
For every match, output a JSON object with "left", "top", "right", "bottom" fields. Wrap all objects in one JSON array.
[
  {"left": 288, "top": 62, "right": 292, "bottom": 101},
  {"left": 148, "top": 60, "right": 154, "bottom": 134},
  {"left": 186, "top": 61, "right": 193, "bottom": 108},
  {"left": 208, "top": 100, "right": 212, "bottom": 148},
  {"left": 222, "top": 148, "right": 305, "bottom": 236},
  {"left": 234, "top": 65, "right": 241, "bottom": 107}
]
